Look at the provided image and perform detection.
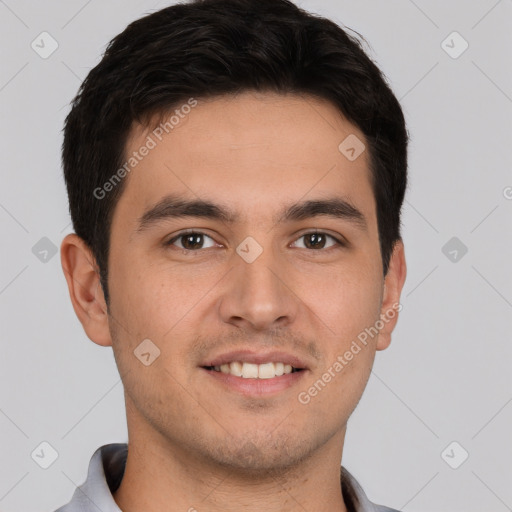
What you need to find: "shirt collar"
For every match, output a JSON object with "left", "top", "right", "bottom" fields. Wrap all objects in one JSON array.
[{"left": 55, "top": 443, "right": 395, "bottom": 512}]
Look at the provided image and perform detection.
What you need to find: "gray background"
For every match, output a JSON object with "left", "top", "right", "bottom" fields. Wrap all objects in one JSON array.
[{"left": 1, "top": 0, "right": 511, "bottom": 511}]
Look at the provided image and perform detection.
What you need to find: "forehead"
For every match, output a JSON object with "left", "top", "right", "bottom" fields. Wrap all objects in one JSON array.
[{"left": 113, "top": 92, "right": 375, "bottom": 230}]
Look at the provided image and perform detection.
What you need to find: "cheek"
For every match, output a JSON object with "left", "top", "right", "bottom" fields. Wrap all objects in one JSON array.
[
  {"left": 297, "top": 275, "right": 379, "bottom": 419},
  {"left": 303, "top": 350, "right": 375, "bottom": 427},
  {"left": 116, "top": 279, "right": 182, "bottom": 345},
  {"left": 107, "top": 257, "right": 223, "bottom": 377},
  {"left": 106, "top": 266, "right": 195, "bottom": 406},
  {"left": 296, "top": 258, "right": 382, "bottom": 344}
]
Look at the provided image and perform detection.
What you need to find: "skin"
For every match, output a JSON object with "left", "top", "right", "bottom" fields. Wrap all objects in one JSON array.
[{"left": 61, "top": 91, "right": 406, "bottom": 512}]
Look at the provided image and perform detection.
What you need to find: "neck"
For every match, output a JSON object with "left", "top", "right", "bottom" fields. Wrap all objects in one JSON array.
[{"left": 113, "top": 425, "right": 348, "bottom": 512}]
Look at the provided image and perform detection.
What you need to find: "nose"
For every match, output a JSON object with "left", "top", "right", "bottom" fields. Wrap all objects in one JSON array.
[{"left": 218, "top": 244, "right": 299, "bottom": 332}]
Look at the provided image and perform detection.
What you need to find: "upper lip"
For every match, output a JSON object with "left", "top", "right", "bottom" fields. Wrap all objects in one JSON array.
[{"left": 201, "top": 350, "right": 309, "bottom": 370}]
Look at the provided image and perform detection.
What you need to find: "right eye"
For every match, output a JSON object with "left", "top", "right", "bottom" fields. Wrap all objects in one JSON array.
[{"left": 165, "top": 231, "right": 219, "bottom": 251}]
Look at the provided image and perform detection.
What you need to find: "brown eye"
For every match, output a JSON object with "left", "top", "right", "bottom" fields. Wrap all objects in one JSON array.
[
  {"left": 304, "top": 233, "right": 327, "bottom": 249},
  {"left": 291, "top": 232, "right": 342, "bottom": 250},
  {"left": 167, "top": 232, "right": 217, "bottom": 250}
]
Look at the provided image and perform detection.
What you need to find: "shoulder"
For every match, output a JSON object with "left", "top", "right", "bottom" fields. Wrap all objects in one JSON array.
[
  {"left": 52, "top": 443, "right": 127, "bottom": 512},
  {"left": 341, "top": 465, "right": 402, "bottom": 512}
]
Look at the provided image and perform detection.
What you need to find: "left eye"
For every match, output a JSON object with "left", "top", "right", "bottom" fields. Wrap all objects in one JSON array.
[
  {"left": 291, "top": 232, "right": 341, "bottom": 250},
  {"left": 166, "top": 231, "right": 342, "bottom": 251}
]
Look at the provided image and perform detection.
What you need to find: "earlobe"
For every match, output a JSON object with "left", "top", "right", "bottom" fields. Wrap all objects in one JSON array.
[
  {"left": 60, "top": 233, "right": 113, "bottom": 347},
  {"left": 376, "top": 239, "right": 407, "bottom": 351}
]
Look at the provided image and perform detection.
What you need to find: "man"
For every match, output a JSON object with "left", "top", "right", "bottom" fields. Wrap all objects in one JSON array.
[{"left": 58, "top": 0, "right": 408, "bottom": 510}]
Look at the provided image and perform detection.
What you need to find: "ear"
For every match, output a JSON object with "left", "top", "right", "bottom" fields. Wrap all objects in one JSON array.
[
  {"left": 60, "top": 233, "right": 113, "bottom": 347},
  {"left": 376, "top": 239, "right": 407, "bottom": 351}
]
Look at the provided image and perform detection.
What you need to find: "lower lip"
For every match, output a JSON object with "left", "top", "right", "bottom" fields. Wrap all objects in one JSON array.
[{"left": 201, "top": 368, "right": 307, "bottom": 397}]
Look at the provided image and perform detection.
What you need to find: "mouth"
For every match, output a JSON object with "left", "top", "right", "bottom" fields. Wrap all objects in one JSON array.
[
  {"left": 202, "top": 361, "right": 305, "bottom": 379},
  {"left": 199, "top": 351, "right": 309, "bottom": 396}
]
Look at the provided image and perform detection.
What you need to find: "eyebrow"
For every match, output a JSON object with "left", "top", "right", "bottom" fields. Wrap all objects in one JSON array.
[{"left": 135, "top": 194, "right": 367, "bottom": 233}]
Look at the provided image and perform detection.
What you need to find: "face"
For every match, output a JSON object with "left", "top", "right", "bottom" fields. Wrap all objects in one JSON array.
[{"left": 64, "top": 91, "right": 406, "bottom": 474}]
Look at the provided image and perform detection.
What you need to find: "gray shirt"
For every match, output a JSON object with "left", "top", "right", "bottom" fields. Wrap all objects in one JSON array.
[{"left": 54, "top": 443, "right": 400, "bottom": 512}]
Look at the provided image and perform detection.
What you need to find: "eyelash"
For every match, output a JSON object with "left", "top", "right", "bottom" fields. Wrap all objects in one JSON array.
[{"left": 165, "top": 230, "right": 346, "bottom": 252}]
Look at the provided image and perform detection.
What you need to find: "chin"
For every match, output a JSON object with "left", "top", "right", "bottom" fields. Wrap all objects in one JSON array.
[{"left": 197, "top": 431, "right": 318, "bottom": 475}]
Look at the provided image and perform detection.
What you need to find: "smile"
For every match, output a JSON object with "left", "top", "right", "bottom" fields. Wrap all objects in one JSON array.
[{"left": 203, "top": 361, "right": 304, "bottom": 379}]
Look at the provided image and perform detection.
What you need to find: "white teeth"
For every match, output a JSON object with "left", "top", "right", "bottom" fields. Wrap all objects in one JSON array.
[
  {"left": 258, "top": 362, "right": 275, "bottom": 379},
  {"left": 229, "top": 361, "right": 243, "bottom": 376},
  {"left": 242, "top": 362, "right": 259, "bottom": 378},
  {"left": 211, "top": 361, "right": 299, "bottom": 379}
]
